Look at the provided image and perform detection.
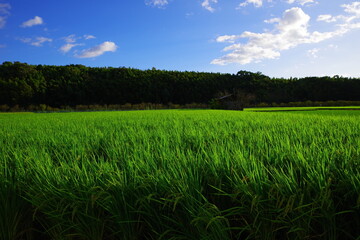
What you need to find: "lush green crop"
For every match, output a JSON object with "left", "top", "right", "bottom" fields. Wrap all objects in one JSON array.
[
  {"left": 245, "top": 106, "right": 360, "bottom": 112},
  {"left": 1, "top": 110, "right": 359, "bottom": 240}
]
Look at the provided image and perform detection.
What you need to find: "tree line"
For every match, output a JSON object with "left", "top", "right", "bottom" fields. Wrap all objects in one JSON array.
[{"left": 0, "top": 61, "right": 359, "bottom": 108}]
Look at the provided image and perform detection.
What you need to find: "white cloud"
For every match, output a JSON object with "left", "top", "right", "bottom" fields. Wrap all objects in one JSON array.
[
  {"left": 0, "top": 3, "right": 10, "bottom": 15},
  {"left": 20, "top": 37, "right": 52, "bottom": 47},
  {"left": 63, "top": 34, "right": 77, "bottom": 43},
  {"left": 317, "top": 14, "right": 337, "bottom": 23},
  {"left": 63, "top": 34, "right": 96, "bottom": 43},
  {"left": 60, "top": 43, "right": 83, "bottom": 53},
  {"left": 342, "top": 2, "right": 360, "bottom": 16},
  {"left": 31, "top": 37, "right": 52, "bottom": 46},
  {"left": 237, "top": 0, "right": 276, "bottom": 9},
  {"left": 76, "top": 41, "right": 117, "bottom": 58},
  {"left": 307, "top": 48, "right": 319, "bottom": 58},
  {"left": 202, "top": 0, "right": 218, "bottom": 12},
  {"left": 287, "top": 0, "right": 316, "bottom": 6},
  {"left": 216, "top": 35, "right": 241, "bottom": 43},
  {"left": 60, "top": 34, "right": 96, "bottom": 53},
  {"left": 145, "top": 0, "right": 168, "bottom": 8},
  {"left": 328, "top": 44, "right": 338, "bottom": 49},
  {"left": 0, "top": 3, "right": 10, "bottom": 29},
  {"left": 310, "top": 2, "right": 360, "bottom": 43},
  {"left": 84, "top": 34, "right": 96, "bottom": 40},
  {"left": 264, "top": 17, "right": 280, "bottom": 24},
  {"left": 212, "top": 7, "right": 352, "bottom": 65},
  {"left": 318, "top": 2, "right": 360, "bottom": 31},
  {"left": 277, "top": 7, "right": 310, "bottom": 32},
  {"left": 239, "top": 0, "right": 263, "bottom": 8},
  {"left": 21, "top": 16, "right": 43, "bottom": 27}
]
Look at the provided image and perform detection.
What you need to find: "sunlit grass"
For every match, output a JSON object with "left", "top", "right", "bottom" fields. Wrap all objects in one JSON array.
[
  {"left": 1, "top": 110, "right": 359, "bottom": 239},
  {"left": 245, "top": 106, "right": 360, "bottom": 111}
]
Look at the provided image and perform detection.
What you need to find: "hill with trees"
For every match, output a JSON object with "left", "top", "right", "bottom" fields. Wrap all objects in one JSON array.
[{"left": 0, "top": 61, "right": 359, "bottom": 110}]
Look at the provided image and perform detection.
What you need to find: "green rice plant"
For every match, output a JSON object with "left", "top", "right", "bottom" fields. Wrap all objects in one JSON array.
[
  {"left": 0, "top": 177, "right": 33, "bottom": 240},
  {"left": 0, "top": 109, "right": 359, "bottom": 239}
]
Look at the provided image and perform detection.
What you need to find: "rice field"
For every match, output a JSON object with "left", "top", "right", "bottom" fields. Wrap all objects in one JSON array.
[
  {"left": 245, "top": 106, "right": 360, "bottom": 112},
  {"left": 1, "top": 109, "right": 359, "bottom": 240}
]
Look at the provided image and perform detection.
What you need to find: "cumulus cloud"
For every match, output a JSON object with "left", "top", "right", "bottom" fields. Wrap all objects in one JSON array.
[
  {"left": 287, "top": 0, "right": 316, "bottom": 6},
  {"left": 212, "top": 7, "right": 352, "bottom": 65},
  {"left": 264, "top": 17, "right": 280, "bottom": 24},
  {"left": 76, "top": 41, "right": 117, "bottom": 58},
  {"left": 0, "top": 3, "right": 10, "bottom": 29},
  {"left": 63, "top": 34, "right": 77, "bottom": 43},
  {"left": 318, "top": 2, "right": 360, "bottom": 30},
  {"left": 307, "top": 48, "right": 319, "bottom": 58},
  {"left": 84, "top": 34, "right": 96, "bottom": 40},
  {"left": 32, "top": 37, "right": 52, "bottom": 46},
  {"left": 60, "top": 43, "right": 83, "bottom": 53},
  {"left": 202, "top": 0, "right": 218, "bottom": 12},
  {"left": 237, "top": 0, "right": 277, "bottom": 9},
  {"left": 59, "top": 34, "right": 96, "bottom": 53},
  {"left": 317, "top": 14, "right": 337, "bottom": 23},
  {"left": 342, "top": 2, "right": 360, "bottom": 17},
  {"left": 21, "top": 16, "right": 43, "bottom": 27},
  {"left": 19, "top": 37, "right": 52, "bottom": 47},
  {"left": 145, "top": 0, "right": 168, "bottom": 8},
  {"left": 216, "top": 35, "right": 241, "bottom": 43},
  {"left": 63, "top": 34, "right": 96, "bottom": 43},
  {"left": 239, "top": 0, "right": 263, "bottom": 8}
]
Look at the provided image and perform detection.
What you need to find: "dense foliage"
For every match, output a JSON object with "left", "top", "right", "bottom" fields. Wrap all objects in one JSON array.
[
  {"left": 1, "top": 110, "right": 359, "bottom": 239},
  {"left": 1, "top": 61, "right": 360, "bottom": 107}
]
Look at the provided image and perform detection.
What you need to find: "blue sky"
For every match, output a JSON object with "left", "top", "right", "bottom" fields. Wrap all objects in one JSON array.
[{"left": 1, "top": 0, "right": 360, "bottom": 77}]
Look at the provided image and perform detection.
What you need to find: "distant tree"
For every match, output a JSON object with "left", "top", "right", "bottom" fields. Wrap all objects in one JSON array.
[{"left": 0, "top": 62, "right": 359, "bottom": 108}]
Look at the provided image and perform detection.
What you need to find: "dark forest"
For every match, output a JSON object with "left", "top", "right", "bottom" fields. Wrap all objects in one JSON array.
[{"left": 1, "top": 61, "right": 359, "bottom": 109}]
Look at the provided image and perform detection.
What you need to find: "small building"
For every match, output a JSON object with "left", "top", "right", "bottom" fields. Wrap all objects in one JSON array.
[{"left": 215, "top": 94, "right": 244, "bottom": 110}]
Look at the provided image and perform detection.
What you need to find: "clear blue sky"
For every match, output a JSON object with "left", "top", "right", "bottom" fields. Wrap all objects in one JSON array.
[{"left": 1, "top": 0, "right": 360, "bottom": 77}]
